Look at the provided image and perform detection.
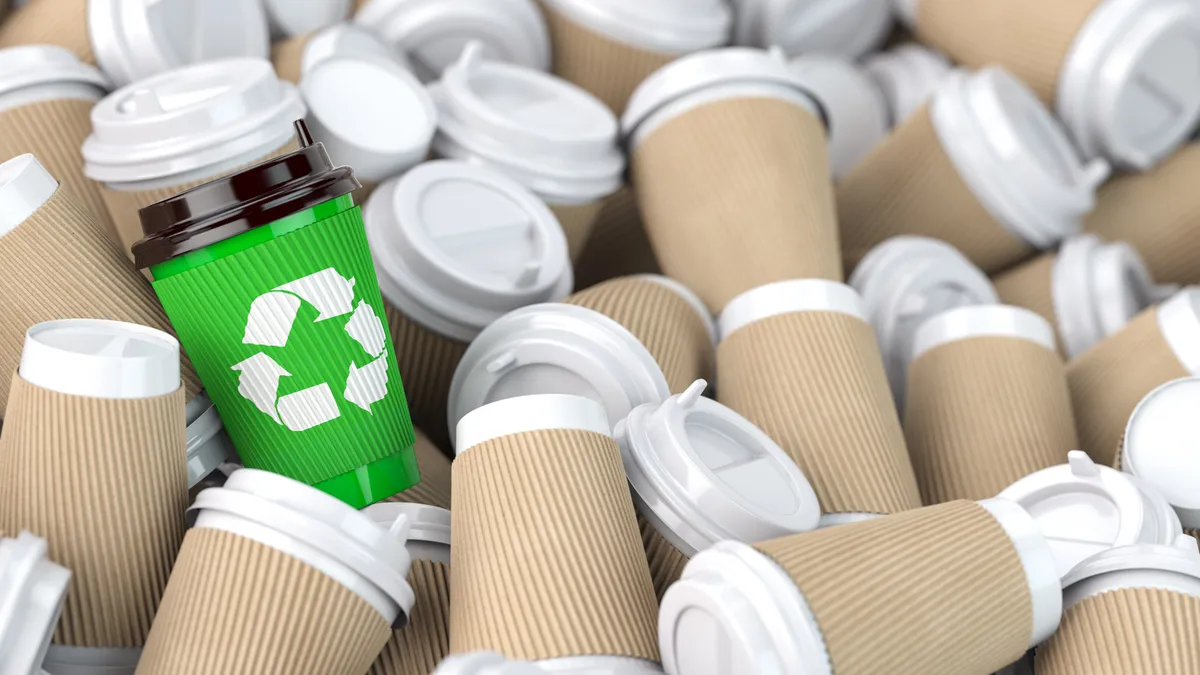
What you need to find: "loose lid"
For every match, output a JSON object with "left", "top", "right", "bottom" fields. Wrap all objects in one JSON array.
[
  {"left": 263, "top": 0, "right": 350, "bottom": 39},
  {"left": 909, "top": 304, "right": 1058, "bottom": 362},
  {"left": 0, "top": 45, "right": 108, "bottom": 105},
  {"left": 731, "top": 0, "right": 892, "bottom": 60},
  {"left": 0, "top": 532, "right": 71, "bottom": 675},
  {"left": 430, "top": 43, "right": 624, "bottom": 203},
  {"left": 301, "top": 23, "right": 410, "bottom": 76},
  {"left": 0, "top": 154, "right": 57, "bottom": 239},
  {"left": 862, "top": 43, "right": 952, "bottom": 126},
  {"left": 88, "top": 0, "right": 270, "bottom": 88},
  {"left": 540, "top": 0, "right": 730, "bottom": 55},
  {"left": 20, "top": 319, "right": 181, "bottom": 399},
  {"left": 1123, "top": 378, "right": 1200, "bottom": 529},
  {"left": 787, "top": 55, "right": 889, "bottom": 178},
  {"left": 1062, "top": 535, "right": 1200, "bottom": 607},
  {"left": 83, "top": 58, "right": 305, "bottom": 185},
  {"left": 364, "top": 160, "right": 573, "bottom": 343}
]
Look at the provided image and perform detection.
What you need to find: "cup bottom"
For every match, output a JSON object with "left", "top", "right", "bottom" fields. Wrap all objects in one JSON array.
[{"left": 313, "top": 447, "right": 420, "bottom": 509}]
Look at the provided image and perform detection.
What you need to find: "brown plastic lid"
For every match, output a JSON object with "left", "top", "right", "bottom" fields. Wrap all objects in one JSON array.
[{"left": 132, "top": 120, "right": 360, "bottom": 269}]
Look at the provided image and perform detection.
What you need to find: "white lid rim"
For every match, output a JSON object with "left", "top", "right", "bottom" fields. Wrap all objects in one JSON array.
[
  {"left": 541, "top": 0, "right": 732, "bottom": 55},
  {"left": 978, "top": 498, "right": 1064, "bottom": 646},
  {"left": 628, "top": 274, "right": 719, "bottom": 347},
  {"left": 909, "top": 304, "right": 1057, "bottom": 362},
  {"left": 719, "top": 279, "right": 865, "bottom": 342},
  {"left": 0, "top": 154, "right": 58, "bottom": 238},
  {"left": 19, "top": 319, "right": 182, "bottom": 400},
  {"left": 455, "top": 393, "right": 611, "bottom": 455},
  {"left": 1157, "top": 288, "right": 1200, "bottom": 376}
]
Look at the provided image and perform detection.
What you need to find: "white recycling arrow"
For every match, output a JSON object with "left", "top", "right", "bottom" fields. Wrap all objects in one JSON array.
[
  {"left": 231, "top": 353, "right": 291, "bottom": 424},
  {"left": 243, "top": 269, "right": 358, "bottom": 347},
  {"left": 344, "top": 356, "right": 389, "bottom": 412},
  {"left": 344, "top": 300, "right": 387, "bottom": 358},
  {"left": 243, "top": 292, "right": 302, "bottom": 347},
  {"left": 275, "top": 268, "right": 357, "bottom": 322},
  {"left": 277, "top": 383, "right": 341, "bottom": 431}
]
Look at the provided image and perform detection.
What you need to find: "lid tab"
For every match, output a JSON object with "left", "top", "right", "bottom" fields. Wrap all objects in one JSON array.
[{"left": 0, "top": 532, "right": 71, "bottom": 675}]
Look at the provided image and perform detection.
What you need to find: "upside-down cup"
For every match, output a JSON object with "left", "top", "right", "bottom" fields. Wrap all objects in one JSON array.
[
  {"left": 384, "top": 429, "right": 452, "bottom": 510},
  {"left": 904, "top": 305, "right": 1079, "bottom": 503},
  {"left": 1120, "top": 378, "right": 1200, "bottom": 540},
  {"left": 836, "top": 66, "right": 1109, "bottom": 275},
  {"left": 0, "top": 532, "right": 71, "bottom": 675},
  {"left": 624, "top": 48, "right": 842, "bottom": 314},
  {"left": 658, "top": 499, "right": 1063, "bottom": 674},
  {"left": 0, "top": 319, "right": 188, "bottom": 674},
  {"left": 451, "top": 395, "right": 662, "bottom": 671},
  {"left": 271, "top": 23, "right": 404, "bottom": 84},
  {"left": 715, "top": 279, "right": 923, "bottom": 526}
]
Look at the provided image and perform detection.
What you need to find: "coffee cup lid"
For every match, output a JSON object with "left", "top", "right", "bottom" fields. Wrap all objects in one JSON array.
[
  {"left": 431, "top": 43, "right": 624, "bottom": 202},
  {"left": 536, "top": 657, "right": 664, "bottom": 673},
  {"left": 1063, "top": 535, "right": 1200, "bottom": 594},
  {"left": 301, "top": 23, "right": 409, "bottom": 76},
  {"left": 732, "top": 0, "right": 892, "bottom": 59},
  {"left": 616, "top": 379, "right": 820, "bottom": 556},
  {"left": 455, "top": 393, "right": 611, "bottom": 455},
  {"left": 0, "top": 532, "right": 71, "bottom": 675},
  {"left": 83, "top": 58, "right": 304, "bottom": 184},
  {"left": 540, "top": 0, "right": 730, "bottom": 55},
  {"left": 910, "top": 304, "right": 1057, "bottom": 362},
  {"left": 435, "top": 653, "right": 545, "bottom": 675},
  {"left": 862, "top": 43, "right": 952, "bottom": 126},
  {"left": 787, "top": 55, "right": 888, "bottom": 178},
  {"left": 718, "top": 279, "right": 865, "bottom": 343},
  {"left": 1122, "top": 378, "right": 1200, "bottom": 529},
  {"left": 448, "top": 303, "right": 671, "bottom": 449},
  {"left": 0, "top": 45, "right": 108, "bottom": 103},
  {"left": 365, "top": 160, "right": 573, "bottom": 343},
  {"left": 355, "top": 0, "right": 550, "bottom": 83},
  {"left": 998, "top": 451, "right": 1184, "bottom": 580},
  {"left": 849, "top": 236, "right": 997, "bottom": 410},
  {"left": 363, "top": 503, "right": 451, "bottom": 547},
  {"left": 19, "top": 319, "right": 181, "bottom": 399},
  {"left": 263, "top": 0, "right": 350, "bottom": 38},
  {"left": 184, "top": 393, "right": 234, "bottom": 489},
  {"left": 301, "top": 55, "right": 436, "bottom": 181},
  {"left": 88, "top": 0, "right": 271, "bottom": 88},
  {"left": 629, "top": 275, "right": 718, "bottom": 348},
  {"left": 1058, "top": 0, "right": 1200, "bottom": 170},
  {"left": 40, "top": 646, "right": 140, "bottom": 674},
  {"left": 1155, "top": 287, "right": 1200, "bottom": 376},
  {"left": 0, "top": 154, "right": 57, "bottom": 238}
]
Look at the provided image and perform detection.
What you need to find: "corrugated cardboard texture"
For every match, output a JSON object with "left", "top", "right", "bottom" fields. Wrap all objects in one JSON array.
[
  {"left": 837, "top": 104, "right": 1033, "bottom": 274},
  {"left": 0, "top": 0, "right": 94, "bottom": 63},
  {"left": 1036, "top": 587, "right": 1200, "bottom": 675},
  {"left": 756, "top": 501, "right": 1033, "bottom": 675},
  {"left": 0, "top": 98, "right": 118, "bottom": 239},
  {"left": 1086, "top": 143, "right": 1200, "bottom": 285},
  {"left": 566, "top": 277, "right": 714, "bottom": 393},
  {"left": 573, "top": 187, "right": 661, "bottom": 290},
  {"left": 450, "top": 428, "right": 660, "bottom": 662},
  {"left": 549, "top": 200, "right": 604, "bottom": 262},
  {"left": 270, "top": 33, "right": 312, "bottom": 84},
  {"left": 385, "top": 428, "right": 452, "bottom": 510},
  {"left": 1067, "top": 308, "right": 1188, "bottom": 466},
  {"left": 904, "top": 336, "right": 1078, "bottom": 503},
  {"left": 384, "top": 302, "right": 467, "bottom": 457},
  {"left": 370, "top": 559, "right": 451, "bottom": 675},
  {"left": 535, "top": 1, "right": 675, "bottom": 115},
  {"left": 0, "top": 187, "right": 202, "bottom": 415},
  {"left": 914, "top": 0, "right": 1100, "bottom": 103},
  {"left": 0, "top": 374, "right": 186, "bottom": 647},
  {"left": 992, "top": 253, "right": 1066, "bottom": 355},
  {"left": 135, "top": 527, "right": 390, "bottom": 674},
  {"left": 717, "top": 311, "right": 922, "bottom": 515},
  {"left": 632, "top": 97, "right": 842, "bottom": 314},
  {"left": 638, "top": 514, "right": 688, "bottom": 602}
]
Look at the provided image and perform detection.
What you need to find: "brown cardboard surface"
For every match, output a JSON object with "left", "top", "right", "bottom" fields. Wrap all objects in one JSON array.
[
  {"left": 756, "top": 501, "right": 1033, "bottom": 675},
  {"left": 270, "top": 33, "right": 313, "bottom": 84},
  {"left": 992, "top": 253, "right": 1066, "bottom": 354},
  {"left": 0, "top": 0, "right": 94, "bottom": 63},
  {"left": 904, "top": 336, "right": 1078, "bottom": 503},
  {"left": 450, "top": 428, "right": 659, "bottom": 662},
  {"left": 0, "top": 374, "right": 187, "bottom": 647},
  {"left": 549, "top": 200, "right": 604, "bottom": 262},
  {"left": 384, "top": 302, "right": 467, "bottom": 457},
  {"left": 370, "top": 559, "right": 451, "bottom": 675},
  {"left": 638, "top": 515, "right": 688, "bottom": 602},
  {"left": 573, "top": 187, "right": 661, "bottom": 290},
  {"left": 385, "top": 428, "right": 452, "bottom": 510}
]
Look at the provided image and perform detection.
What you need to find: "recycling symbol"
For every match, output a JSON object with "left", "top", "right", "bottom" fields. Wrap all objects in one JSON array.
[{"left": 230, "top": 268, "right": 390, "bottom": 432}]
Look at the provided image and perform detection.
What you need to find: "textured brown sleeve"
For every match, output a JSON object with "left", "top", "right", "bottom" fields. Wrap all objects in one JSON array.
[
  {"left": 270, "top": 33, "right": 313, "bottom": 85},
  {"left": 573, "top": 187, "right": 661, "bottom": 289},
  {"left": 638, "top": 515, "right": 690, "bottom": 602},
  {"left": 385, "top": 428, "right": 452, "bottom": 510},
  {"left": 384, "top": 303, "right": 467, "bottom": 457},
  {"left": 0, "top": 0, "right": 94, "bottom": 63},
  {"left": 548, "top": 200, "right": 604, "bottom": 262},
  {"left": 992, "top": 253, "right": 1065, "bottom": 354},
  {"left": 370, "top": 559, "right": 451, "bottom": 675}
]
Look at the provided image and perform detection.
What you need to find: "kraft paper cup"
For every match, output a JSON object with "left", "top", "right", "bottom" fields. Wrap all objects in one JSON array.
[
  {"left": 0, "top": 532, "right": 71, "bottom": 675},
  {"left": 862, "top": 43, "right": 952, "bottom": 126},
  {"left": 658, "top": 499, "right": 1062, "bottom": 675},
  {"left": 1120, "top": 378, "right": 1200, "bottom": 533},
  {"left": 272, "top": 23, "right": 405, "bottom": 84}
]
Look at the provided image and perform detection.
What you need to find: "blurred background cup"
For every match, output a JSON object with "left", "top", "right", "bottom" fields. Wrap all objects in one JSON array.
[
  {"left": 0, "top": 531, "right": 71, "bottom": 675},
  {"left": 0, "top": 0, "right": 97, "bottom": 65},
  {"left": 861, "top": 43, "right": 952, "bottom": 127},
  {"left": 271, "top": 22, "right": 409, "bottom": 84},
  {"left": 1120, "top": 378, "right": 1200, "bottom": 539},
  {"left": 434, "top": 653, "right": 545, "bottom": 675},
  {"left": 262, "top": 0, "right": 350, "bottom": 40},
  {"left": 786, "top": 55, "right": 890, "bottom": 180},
  {"left": 730, "top": 0, "right": 892, "bottom": 59}
]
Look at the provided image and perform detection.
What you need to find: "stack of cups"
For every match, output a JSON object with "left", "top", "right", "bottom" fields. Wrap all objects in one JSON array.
[
  {"left": 993, "top": 233, "right": 1173, "bottom": 358},
  {"left": 271, "top": 23, "right": 405, "bottom": 84},
  {"left": 1120, "top": 378, "right": 1200, "bottom": 539},
  {"left": 0, "top": 532, "right": 71, "bottom": 675},
  {"left": 903, "top": 305, "right": 1079, "bottom": 503},
  {"left": 430, "top": 44, "right": 624, "bottom": 260},
  {"left": 384, "top": 429, "right": 452, "bottom": 510},
  {"left": 786, "top": 55, "right": 890, "bottom": 179},
  {"left": 836, "top": 66, "right": 1109, "bottom": 275},
  {"left": 715, "top": 279, "right": 922, "bottom": 527},
  {"left": 1067, "top": 287, "right": 1200, "bottom": 466},
  {"left": 82, "top": 58, "right": 305, "bottom": 256},
  {"left": 616, "top": 379, "right": 821, "bottom": 598},
  {"left": 658, "top": 499, "right": 1062, "bottom": 674},
  {"left": 730, "top": 0, "right": 892, "bottom": 59},
  {"left": 624, "top": 48, "right": 842, "bottom": 316},
  {"left": 262, "top": 0, "right": 350, "bottom": 39},
  {"left": 136, "top": 469, "right": 415, "bottom": 674},
  {"left": 451, "top": 395, "right": 662, "bottom": 671},
  {"left": 0, "top": 319, "right": 188, "bottom": 675},
  {"left": 1036, "top": 537, "right": 1200, "bottom": 674},
  {"left": 365, "top": 160, "right": 573, "bottom": 452},
  {"left": 364, "top": 503, "right": 452, "bottom": 675},
  {"left": 896, "top": 0, "right": 1200, "bottom": 169},
  {"left": 862, "top": 43, "right": 952, "bottom": 127}
]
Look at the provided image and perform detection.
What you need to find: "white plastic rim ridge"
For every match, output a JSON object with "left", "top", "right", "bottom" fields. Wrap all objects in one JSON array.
[
  {"left": 540, "top": 0, "right": 731, "bottom": 55},
  {"left": 1156, "top": 287, "right": 1200, "bottom": 376},
  {"left": 909, "top": 304, "right": 1057, "bottom": 362},
  {"left": 718, "top": 279, "right": 866, "bottom": 343},
  {"left": 1122, "top": 377, "right": 1200, "bottom": 529},
  {"left": 455, "top": 393, "right": 611, "bottom": 456},
  {"left": 19, "top": 319, "right": 181, "bottom": 399}
]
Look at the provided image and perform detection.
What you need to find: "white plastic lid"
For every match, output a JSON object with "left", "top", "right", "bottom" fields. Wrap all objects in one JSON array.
[
  {"left": 929, "top": 67, "right": 1110, "bottom": 249},
  {"left": 83, "top": 58, "right": 304, "bottom": 184},
  {"left": 40, "top": 646, "right": 140, "bottom": 675},
  {"left": 862, "top": 43, "right": 952, "bottom": 126},
  {"left": 849, "top": 236, "right": 998, "bottom": 410},
  {"left": 87, "top": 0, "right": 271, "bottom": 88},
  {"left": 300, "top": 23, "right": 410, "bottom": 77},
  {"left": 0, "top": 154, "right": 58, "bottom": 239},
  {"left": 1122, "top": 378, "right": 1200, "bottom": 529},
  {"left": 997, "top": 451, "right": 1184, "bottom": 580},
  {"left": 19, "top": 319, "right": 181, "bottom": 399},
  {"left": 539, "top": 0, "right": 730, "bottom": 55},
  {"left": 731, "top": 0, "right": 893, "bottom": 60},
  {"left": 629, "top": 274, "right": 718, "bottom": 348},
  {"left": 362, "top": 502, "right": 451, "bottom": 564},
  {"left": 909, "top": 304, "right": 1057, "bottom": 362},
  {"left": 447, "top": 303, "right": 671, "bottom": 448},
  {"left": 263, "top": 0, "right": 350, "bottom": 39},
  {"left": 430, "top": 43, "right": 624, "bottom": 203},
  {"left": 977, "top": 498, "right": 1065, "bottom": 646},
  {"left": 1156, "top": 287, "right": 1200, "bottom": 376},
  {"left": 185, "top": 393, "right": 234, "bottom": 489},
  {"left": 0, "top": 532, "right": 71, "bottom": 675},
  {"left": 455, "top": 393, "right": 611, "bottom": 455},
  {"left": 787, "top": 55, "right": 889, "bottom": 178},
  {"left": 0, "top": 45, "right": 108, "bottom": 107},
  {"left": 355, "top": 0, "right": 550, "bottom": 83},
  {"left": 364, "top": 160, "right": 573, "bottom": 343},
  {"left": 616, "top": 379, "right": 821, "bottom": 557},
  {"left": 536, "top": 657, "right": 663, "bottom": 673},
  {"left": 301, "top": 55, "right": 436, "bottom": 181},
  {"left": 434, "top": 653, "right": 545, "bottom": 675},
  {"left": 1058, "top": 0, "right": 1200, "bottom": 170},
  {"left": 1062, "top": 535, "right": 1200, "bottom": 608},
  {"left": 718, "top": 279, "right": 866, "bottom": 343}
]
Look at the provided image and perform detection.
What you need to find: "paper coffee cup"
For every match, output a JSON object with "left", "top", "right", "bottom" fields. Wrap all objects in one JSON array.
[
  {"left": 837, "top": 66, "right": 1110, "bottom": 275},
  {"left": 0, "top": 532, "right": 71, "bottom": 675},
  {"left": 0, "top": 0, "right": 93, "bottom": 64},
  {"left": 616, "top": 379, "right": 820, "bottom": 598},
  {"left": 1120, "top": 378, "right": 1200, "bottom": 534},
  {"left": 787, "top": 55, "right": 889, "bottom": 179},
  {"left": 904, "top": 305, "right": 1079, "bottom": 503},
  {"left": 451, "top": 394, "right": 661, "bottom": 666},
  {"left": 849, "top": 236, "right": 997, "bottom": 411},
  {"left": 272, "top": 22, "right": 407, "bottom": 84},
  {"left": 659, "top": 499, "right": 1062, "bottom": 675},
  {"left": 384, "top": 428, "right": 452, "bottom": 510},
  {"left": 1067, "top": 287, "right": 1200, "bottom": 465},
  {"left": 862, "top": 43, "right": 952, "bottom": 126},
  {"left": 715, "top": 279, "right": 923, "bottom": 524},
  {"left": 572, "top": 187, "right": 662, "bottom": 289},
  {"left": 565, "top": 275, "right": 715, "bottom": 393},
  {"left": 624, "top": 48, "right": 841, "bottom": 314},
  {"left": 82, "top": 58, "right": 305, "bottom": 256},
  {"left": 731, "top": 0, "right": 891, "bottom": 59},
  {"left": 365, "top": 160, "right": 573, "bottom": 452},
  {"left": 263, "top": 0, "right": 350, "bottom": 39}
]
